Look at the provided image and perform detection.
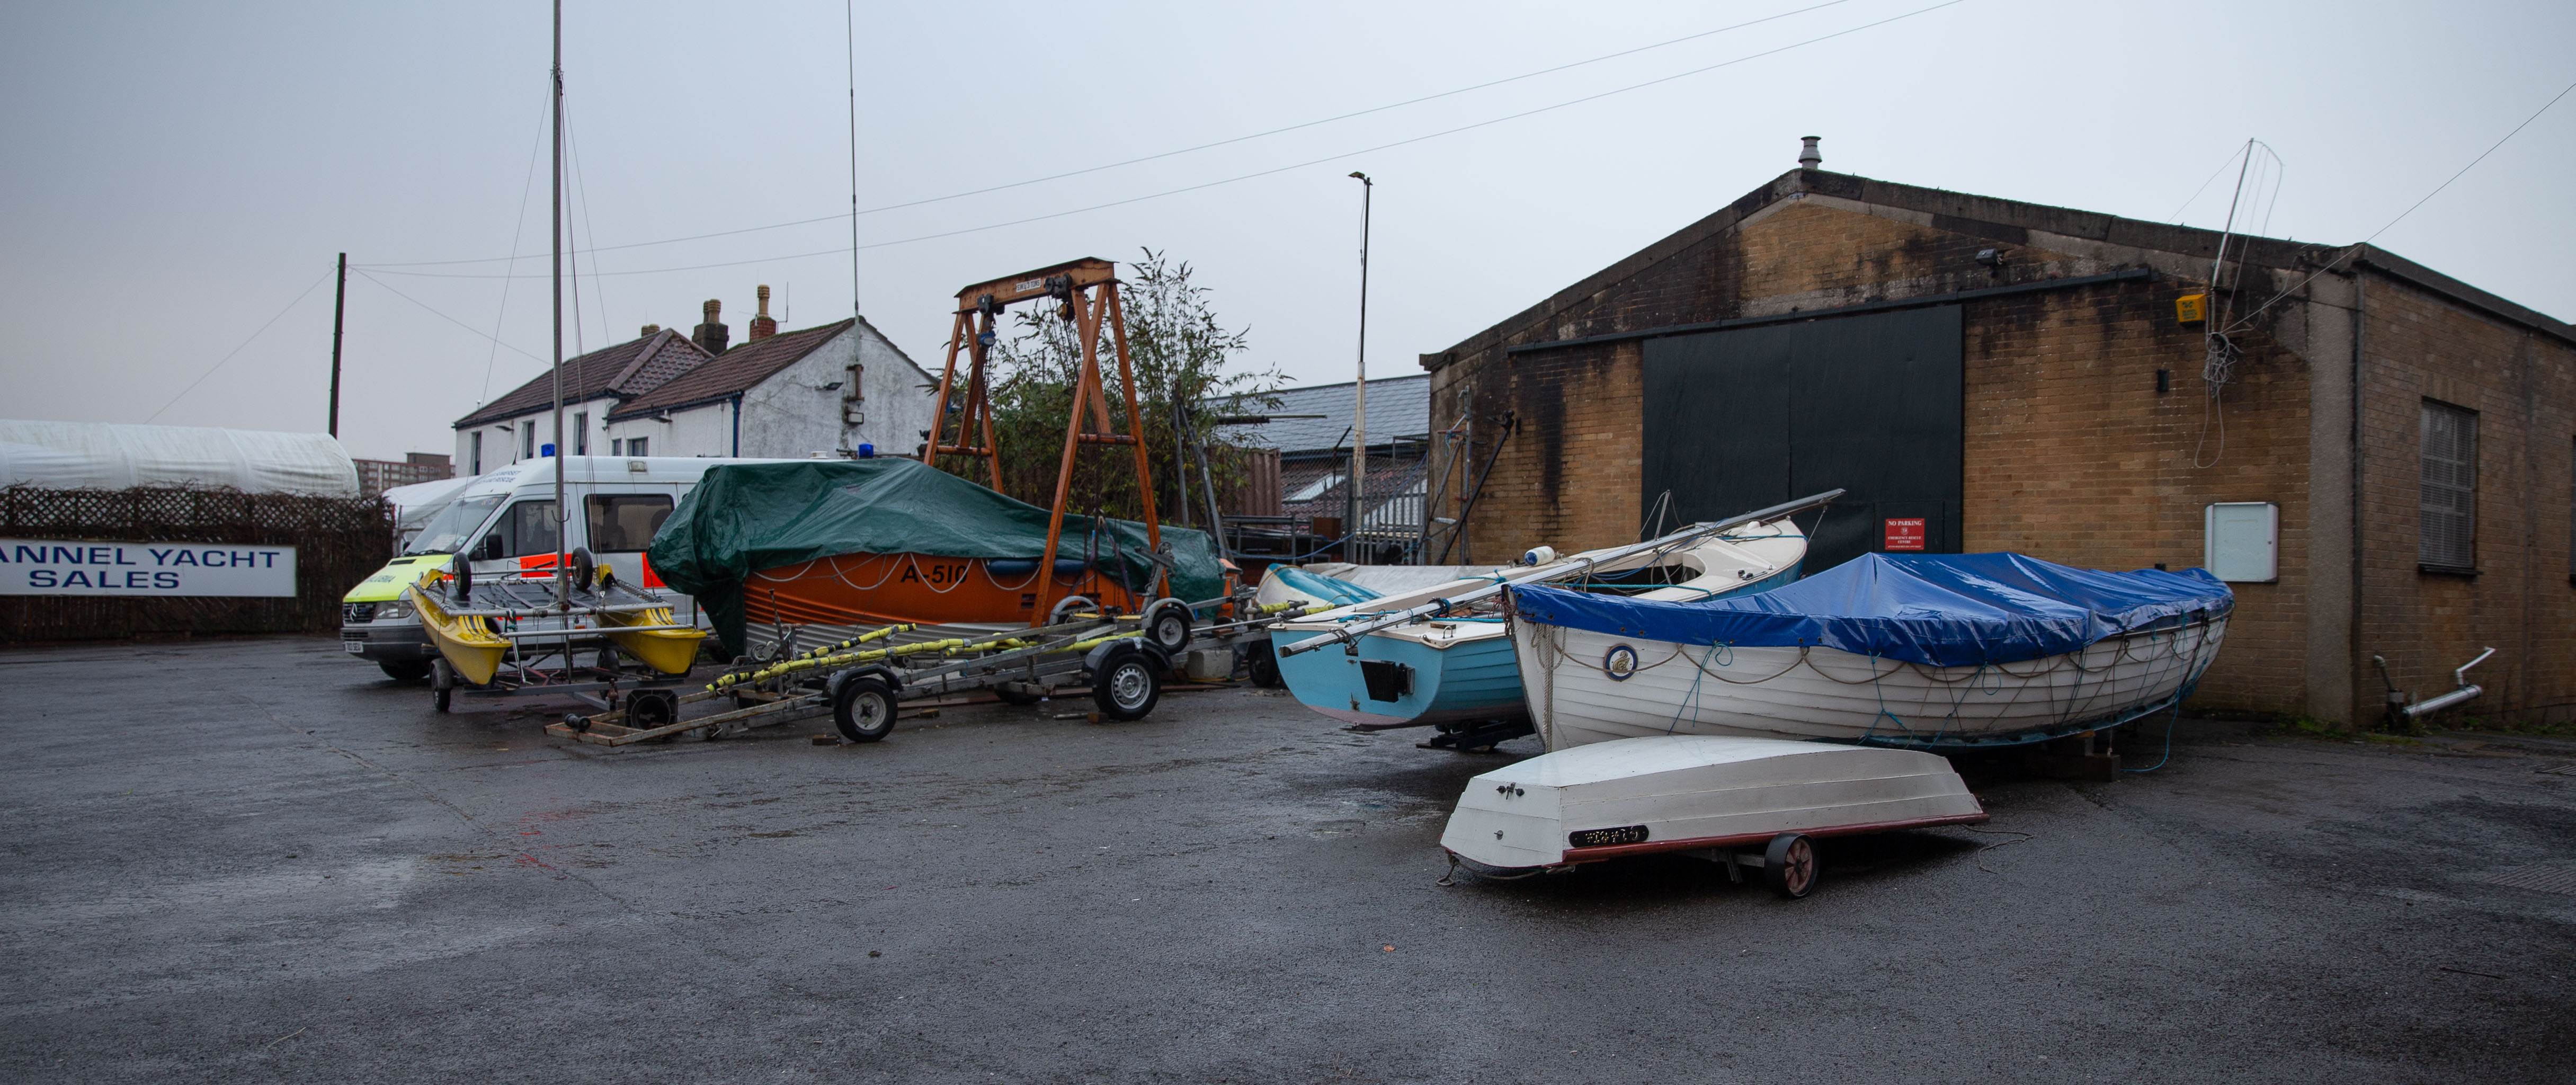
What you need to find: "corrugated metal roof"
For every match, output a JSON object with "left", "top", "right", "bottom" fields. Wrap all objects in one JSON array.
[{"left": 1223, "top": 373, "right": 1429, "bottom": 455}]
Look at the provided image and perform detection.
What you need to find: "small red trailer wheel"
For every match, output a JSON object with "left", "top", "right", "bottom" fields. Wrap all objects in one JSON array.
[{"left": 1764, "top": 833, "right": 1817, "bottom": 899}]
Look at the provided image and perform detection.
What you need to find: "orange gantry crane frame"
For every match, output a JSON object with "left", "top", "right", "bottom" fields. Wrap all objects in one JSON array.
[{"left": 922, "top": 257, "right": 1166, "bottom": 625}]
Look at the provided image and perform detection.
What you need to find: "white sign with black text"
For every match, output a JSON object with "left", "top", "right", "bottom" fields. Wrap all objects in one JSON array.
[{"left": 0, "top": 539, "right": 299, "bottom": 597}]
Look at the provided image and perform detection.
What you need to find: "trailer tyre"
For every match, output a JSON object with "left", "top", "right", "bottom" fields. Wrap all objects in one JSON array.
[
  {"left": 628, "top": 690, "right": 679, "bottom": 730},
  {"left": 1091, "top": 647, "right": 1162, "bottom": 721},
  {"left": 1763, "top": 832, "right": 1817, "bottom": 899},
  {"left": 1246, "top": 642, "right": 1281, "bottom": 688},
  {"left": 833, "top": 676, "right": 898, "bottom": 743},
  {"left": 430, "top": 659, "right": 455, "bottom": 714},
  {"left": 1144, "top": 599, "right": 1193, "bottom": 653}
]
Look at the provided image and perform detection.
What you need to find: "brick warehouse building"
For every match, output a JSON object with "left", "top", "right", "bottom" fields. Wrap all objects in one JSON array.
[{"left": 1419, "top": 156, "right": 2572, "bottom": 728}]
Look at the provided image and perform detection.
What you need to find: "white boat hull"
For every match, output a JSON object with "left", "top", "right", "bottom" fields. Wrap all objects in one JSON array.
[
  {"left": 1513, "top": 612, "right": 2229, "bottom": 750},
  {"left": 1440, "top": 735, "right": 1985, "bottom": 869}
]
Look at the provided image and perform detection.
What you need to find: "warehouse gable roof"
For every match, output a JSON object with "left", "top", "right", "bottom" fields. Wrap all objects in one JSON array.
[{"left": 1423, "top": 168, "right": 2576, "bottom": 370}]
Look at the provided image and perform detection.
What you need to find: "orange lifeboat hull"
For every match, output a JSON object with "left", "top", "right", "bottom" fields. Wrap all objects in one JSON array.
[{"left": 742, "top": 552, "right": 1160, "bottom": 634}]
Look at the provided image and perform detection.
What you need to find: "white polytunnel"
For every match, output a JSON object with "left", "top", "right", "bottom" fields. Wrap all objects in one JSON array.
[{"left": 0, "top": 420, "right": 362, "bottom": 497}]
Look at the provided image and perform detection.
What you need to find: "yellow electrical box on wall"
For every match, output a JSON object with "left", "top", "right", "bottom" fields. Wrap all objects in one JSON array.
[{"left": 2176, "top": 293, "right": 2208, "bottom": 324}]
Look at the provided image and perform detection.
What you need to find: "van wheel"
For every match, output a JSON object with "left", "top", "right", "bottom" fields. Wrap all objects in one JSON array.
[{"left": 379, "top": 659, "right": 433, "bottom": 682}]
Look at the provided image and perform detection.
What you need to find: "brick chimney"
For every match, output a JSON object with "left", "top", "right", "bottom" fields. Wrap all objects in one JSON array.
[
  {"left": 692, "top": 300, "right": 728, "bottom": 354},
  {"left": 640, "top": 323, "right": 661, "bottom": 337},
  {"left": 749, "top": 284, "right": 778, "bottom": 342}
]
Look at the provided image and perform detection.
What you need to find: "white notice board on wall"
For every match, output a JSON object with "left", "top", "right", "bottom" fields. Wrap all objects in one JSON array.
[
  {"left": 0, "top": 539, "right": 298, "bottom": 597},
  {"left": 2203, "top": 503, "right": 2278, "bottom": 583}
]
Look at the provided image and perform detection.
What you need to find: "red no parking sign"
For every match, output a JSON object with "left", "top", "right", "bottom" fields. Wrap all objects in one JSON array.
[{"left": 1883, "top": 518, "right": 1926, "bottom": 552}]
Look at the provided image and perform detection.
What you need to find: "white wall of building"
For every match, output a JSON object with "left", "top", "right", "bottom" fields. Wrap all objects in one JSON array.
[
  {"left": 598, "top": 323, "right": 934, "bottom": 460},
  {"left": 451, "top": 394, "right": 616, "bottom": 475}
]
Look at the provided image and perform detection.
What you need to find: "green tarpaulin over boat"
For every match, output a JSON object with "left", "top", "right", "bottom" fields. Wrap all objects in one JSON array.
[{"left": 648, "top": 457, "right": 1223, "bottom": 652}]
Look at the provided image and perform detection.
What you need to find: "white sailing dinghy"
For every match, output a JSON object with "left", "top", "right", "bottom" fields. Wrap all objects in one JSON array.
[
  {"left": 1439, "top": 735, "right": 1985, "bottom": 895},
  {"left": 1263, "top": 494, "right": 1833, "bottom": 733},
  {"left": 1509, "top": 553, "right": 2233, "bottom": 750}
]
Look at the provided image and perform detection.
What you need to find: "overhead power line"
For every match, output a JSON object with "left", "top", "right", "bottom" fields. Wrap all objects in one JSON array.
[
  {"left": 355, "top": 270, "right": 547, "bottom": 363},
  {"left": 2225, "top": 75, "right": 2576, "bottom": 333},
  {"left": 363, "top": 0, "right": 1975, "bottom": 283},
  {"left": 355, "top": 0, "right": 1869, "bottom": 271},
  {"left": 144, "top": 266, "right": 337, "bottom": 423}
]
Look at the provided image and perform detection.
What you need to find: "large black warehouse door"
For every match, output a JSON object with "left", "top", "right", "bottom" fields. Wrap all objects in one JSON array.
[{"left": 1642, "top": 306, "right": 1962, "bottom": 573}]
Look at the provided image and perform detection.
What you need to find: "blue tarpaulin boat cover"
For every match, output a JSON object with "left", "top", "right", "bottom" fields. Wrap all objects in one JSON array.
[{"left": 1510, "top": 553, "right": 2232, "bottom": 667}]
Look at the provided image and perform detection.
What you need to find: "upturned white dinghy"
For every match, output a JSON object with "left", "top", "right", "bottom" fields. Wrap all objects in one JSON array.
[
  {"left": 1509, "top": 553, "right": 2233, "bottom": 750},
  {"left": 1439, "top": 735, "right": 1986, "bottom": 896}
]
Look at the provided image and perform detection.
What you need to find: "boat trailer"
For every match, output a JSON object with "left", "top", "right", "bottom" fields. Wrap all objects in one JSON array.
[{"left": 543, "top": 592, "right": 1316, "bottom": 748}]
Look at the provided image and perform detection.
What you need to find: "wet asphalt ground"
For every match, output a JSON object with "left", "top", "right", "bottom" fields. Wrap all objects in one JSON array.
[{"left": 4, "top": 636, "right": 2573, "bottom": 1084}]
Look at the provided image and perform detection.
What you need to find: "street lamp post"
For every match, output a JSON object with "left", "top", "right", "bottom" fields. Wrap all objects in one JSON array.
[{"left": 1347, "top": 171, "right": 1371, "bottom": 564}]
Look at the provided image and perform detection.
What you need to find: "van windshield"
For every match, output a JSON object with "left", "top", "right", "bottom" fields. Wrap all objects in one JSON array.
[{"left": 404, "top": 495, "right": 505, "bottom": 556}]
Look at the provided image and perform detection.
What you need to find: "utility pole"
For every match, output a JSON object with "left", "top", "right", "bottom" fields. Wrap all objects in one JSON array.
[
  {"left": 1347, "top": 171, "right": 1371, "bottom": 564},
  {"left": 327, "top": 252, "right": 346, "bottom": 438}
]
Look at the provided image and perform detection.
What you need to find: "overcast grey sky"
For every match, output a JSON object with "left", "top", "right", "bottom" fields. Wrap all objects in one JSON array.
[{"left": 3, "top": 1, "right": 2569, "bottom": 460}]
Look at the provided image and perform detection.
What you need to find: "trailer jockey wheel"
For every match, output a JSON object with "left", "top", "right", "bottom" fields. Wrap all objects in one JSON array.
[
  {"left": 628, "top": 690, "right": 679, "bottom": 731},
  {"left": 430, "top": 659, "right": 455, "bottom": 714},
  {"left": 1763, "top": 832, "right": 1817, "bottom": 899},
  {"left": 1049, "top": 595, "right": 1098, "bottom": 626},
  {"left": 833, "top": 676, "right": 898, "bottom": 743},
  {"left": 1144, "top": 599, "right": 1193, "bottom": 654},
  {"left": 1091, "top": 645, "right": 1163, "bottom": 721}
]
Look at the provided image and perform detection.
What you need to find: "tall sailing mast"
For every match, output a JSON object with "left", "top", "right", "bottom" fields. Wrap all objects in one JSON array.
[{"left": 549, "top": 0, "right": 568, "bottom": 608}]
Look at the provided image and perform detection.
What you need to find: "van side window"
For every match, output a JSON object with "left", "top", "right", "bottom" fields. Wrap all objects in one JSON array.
[
  {"left": 498, "top": 501, "right": 558, "bottom": 558},
  {"left": 586, "top": 494, "right": 675, "bottom": 552}
]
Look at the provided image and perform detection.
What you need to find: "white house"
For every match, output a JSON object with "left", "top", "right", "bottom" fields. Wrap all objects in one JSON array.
[
  {"left": 600, "top": 314, "right": 933, "bottom": 460},
  {"left": 451, "top": 327, "right": 715, "bottom": 474}
]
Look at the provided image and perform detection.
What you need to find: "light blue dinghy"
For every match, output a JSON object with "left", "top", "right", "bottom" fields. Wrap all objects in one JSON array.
[{"left": 1263, "top": 515, "right": 1811, "bottom": 732}]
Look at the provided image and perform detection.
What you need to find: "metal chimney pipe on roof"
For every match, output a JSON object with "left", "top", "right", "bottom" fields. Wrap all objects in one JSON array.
[{"left": 1798, "top": 136, "right": 1822, "bottom": 170}]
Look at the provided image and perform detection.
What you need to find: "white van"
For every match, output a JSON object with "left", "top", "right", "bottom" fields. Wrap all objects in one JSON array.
[{"left": 340, "top": 456, "right": 787, "bottom": 679}]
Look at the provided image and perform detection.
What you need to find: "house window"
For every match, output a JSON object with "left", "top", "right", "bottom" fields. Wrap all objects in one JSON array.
[
  {"left": 2418, "top": 399, "right": 2477, "bottom": 572},
  {"left": 470, "top": 432, "right": 482, "bottom": 475},
  {"left": 574, "top": 412, "right": 587, "bottom": 455},
  {"left": 626, "top": 436, "right": 648, "bottom": 458},
  {"left": 521, "top": 421, "right": 536, "bottom": 461},
  {"left": 610, "top": 438, "right": 622, "bottom": 456}
]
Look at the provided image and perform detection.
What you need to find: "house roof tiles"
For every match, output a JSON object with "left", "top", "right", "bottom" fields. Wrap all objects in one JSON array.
[
  {"left": 454, "top": 330, "right": 713, "bottom": 429},
  {"left": 607, "top": 318, "right": 855, "bottom": 420}
]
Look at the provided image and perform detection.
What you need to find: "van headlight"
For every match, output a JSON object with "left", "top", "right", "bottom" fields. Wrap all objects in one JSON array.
[{"left": 376, "top": 599, "right": 415, "bottom": 622}]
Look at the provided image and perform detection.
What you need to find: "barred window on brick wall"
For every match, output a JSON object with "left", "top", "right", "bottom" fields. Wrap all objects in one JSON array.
[{"left": 2418, "top": 399, "right": 2477, "bottom": 571}]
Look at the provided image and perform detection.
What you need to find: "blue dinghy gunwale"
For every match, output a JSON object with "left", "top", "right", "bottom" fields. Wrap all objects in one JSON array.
[{"left": 1267, "top": 526, "right": 1811, "bottom": 730}]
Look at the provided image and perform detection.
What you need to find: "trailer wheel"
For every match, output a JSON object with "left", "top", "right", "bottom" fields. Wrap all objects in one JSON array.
[
  {"left": 1246, "top": 642, "right": 1281, "bottom": 688},
  {"left": 1763, "top": 833, "right": 1817, "bottom": 899},
  {"left": 430, "top": 659, "right": 454, "bottom": 714},
  {"left": 833, "top": 676, "right": 898, "bottom": 743},
  {"left": 1144, "top": 599, "right": 1193, "bottom": 653},
  {"left": 379, "top": 659, "right": 432, "bottom": 682},
  {"left": 1092, "top": 648, "right": 1162, "bottom": 721},
  {"left": 628, "top": 690, "right": 679, "bottom": 730}
]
